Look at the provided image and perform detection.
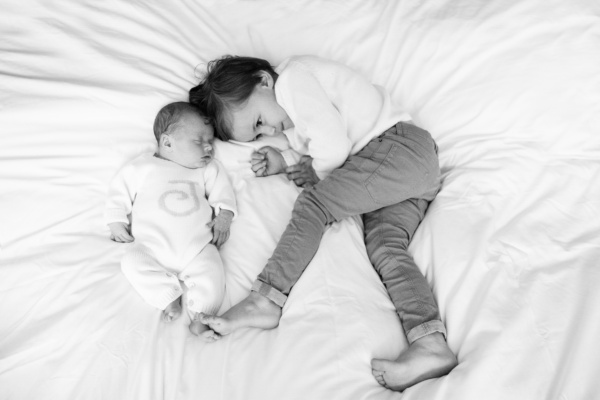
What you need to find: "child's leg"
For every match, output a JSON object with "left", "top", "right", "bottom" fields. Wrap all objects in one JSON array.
[
  {"left": 365, "top": 200, "right": 457, "bottom": 391},
  {"left": 253, "top": 122, "right": 442, "bottom": 306},
  {"left": 201, "top": 122, "right": 443, "bottom": 336},
  {"left": 121, "top": 244, "right": 183, "bottom": 320},
  {"left": 363, "top": 198, "right": 444, "bottom": 342},
  {"left": 178, "top": 244, "right": 225, "bottom": 340}
]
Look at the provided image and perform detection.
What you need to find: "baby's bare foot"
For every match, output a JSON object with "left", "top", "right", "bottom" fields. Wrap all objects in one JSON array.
[
  {"left": 162, "top": 297, "right": 182, "bottom": 322},
  {"left": 189, "top": 318, "right": 221, "bottom": 342},
  {"left": 199, "top": 291, "right": 281, "bottom": 336},
  {"left": 371, "top": 332, "right": 457, "bottom": 392}
]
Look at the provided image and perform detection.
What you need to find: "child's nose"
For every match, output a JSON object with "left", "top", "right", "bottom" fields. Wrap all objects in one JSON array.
[
  {"left": 204, "top": 143, "right": 212, "bottom": 152},
  {"left": 257, "top": 125, "right": 276, "bottom": 136}
]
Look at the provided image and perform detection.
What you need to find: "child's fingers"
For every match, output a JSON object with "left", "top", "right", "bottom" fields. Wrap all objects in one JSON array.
[
  {"left": 285, "top": 164, "right": 301, "bottom": 174},
  {"left": 287, "top": 171, "right": 301, "bottom": 181},
  {"left": 254, "top": 166, "right": 266, "bottom": 177},
  {"left": 251, "top": 160, "right": 266, "bottom": 172},
  {"left": 256, "top": 146, "right": 273, "bottom": 155},
  {"left": 206, "top": 220, "right": 215, "bottom": 228}
]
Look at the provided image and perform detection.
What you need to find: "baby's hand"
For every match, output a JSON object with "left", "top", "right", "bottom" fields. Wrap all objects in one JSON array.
[
  {"left": 207, "top": 210, "right": 234, "bottom": 248},
  {"left": 251, "top": 146, "right": 286, "bottom": 177},
  {"left": 108, "top": 222, "right": 134, "bottom": 243}
]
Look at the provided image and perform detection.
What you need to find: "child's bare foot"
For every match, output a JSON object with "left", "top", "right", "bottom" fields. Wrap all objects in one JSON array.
[
  {"left": 162, "top": 297, "right": 182, "bottom": 322},
  {"left": 199, "top": 291, "right": 281, "bottom": 338},
  {"left": 371, "top": 332, "right": 457, "bottom": 392},
  {"left": 189, "top": 317, "right": 221, "bottom": 342}
]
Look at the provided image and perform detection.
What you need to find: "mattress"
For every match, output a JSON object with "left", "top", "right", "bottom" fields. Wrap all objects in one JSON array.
[{"left": 1, "top": 1, "right": 599, "bottom": 399}]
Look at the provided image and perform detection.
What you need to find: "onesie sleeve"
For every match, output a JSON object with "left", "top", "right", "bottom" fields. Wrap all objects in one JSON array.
[
  {"left": 276, "top": 63, "right": 352, "bottom": 180},
  {"left": 104, "top": 160, "right": 138, "bottom": 225},
  {"left": 204, "top": 160, "right": 237, "bottom": 219}
]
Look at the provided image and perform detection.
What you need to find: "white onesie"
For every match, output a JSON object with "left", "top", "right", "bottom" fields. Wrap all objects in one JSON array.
[{"left": 105, "top": 153, "right": 236, "bottom": 316}]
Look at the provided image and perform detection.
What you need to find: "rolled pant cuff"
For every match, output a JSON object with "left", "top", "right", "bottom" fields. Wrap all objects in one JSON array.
[
  {"left": 251, "top": 280, "right": 287, "bottom": 308},
  {"left": 406, "top": 320, "right": 447, "bottom": 344}
]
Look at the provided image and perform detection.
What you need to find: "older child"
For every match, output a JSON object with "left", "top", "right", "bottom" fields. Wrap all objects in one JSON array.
[
  {"left": 105, "top": 102, "right": 236, "bottom": 341},
  {"left": 189, "top": 56, "right": 457, "bottom": 390}
]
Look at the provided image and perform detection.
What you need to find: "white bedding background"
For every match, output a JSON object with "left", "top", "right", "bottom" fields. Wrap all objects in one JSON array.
[{"left": 1, "top": 1, "right": 599, "bottom": 399}]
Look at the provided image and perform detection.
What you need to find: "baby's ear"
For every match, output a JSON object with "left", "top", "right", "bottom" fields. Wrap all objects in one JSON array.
[{"left": 160, "top": 134, "right": 173, "bottom": 150}]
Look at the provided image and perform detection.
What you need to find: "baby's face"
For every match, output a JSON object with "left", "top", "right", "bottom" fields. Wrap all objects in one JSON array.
[
  {"left": 227, "top": 76, "right": 293, "bottom": 142},
  {"left": 168, "top": 112, "right": 215, "bottom": 168}
]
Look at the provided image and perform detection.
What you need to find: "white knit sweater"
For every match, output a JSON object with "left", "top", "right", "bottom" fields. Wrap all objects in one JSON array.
[{"left": 274, "top": 55, "right": 411, "bottom": 179}]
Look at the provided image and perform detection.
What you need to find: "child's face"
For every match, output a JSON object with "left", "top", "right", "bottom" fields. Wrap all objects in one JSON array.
[
  {"left": 227, "top": 73, "right": 293, "bottom": 142},
  {"left": 164, "top": 112, "right": 215, "bottom": 169}
]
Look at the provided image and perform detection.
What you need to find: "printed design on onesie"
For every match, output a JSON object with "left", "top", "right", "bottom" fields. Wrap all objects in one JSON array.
[{"left": 158, "top": 180, "right": 200, "bottom": 216}]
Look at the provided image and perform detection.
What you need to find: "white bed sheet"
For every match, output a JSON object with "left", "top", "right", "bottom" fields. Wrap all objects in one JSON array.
[{"left": 1, "top": 1, "right": 599, "bottom": 399}]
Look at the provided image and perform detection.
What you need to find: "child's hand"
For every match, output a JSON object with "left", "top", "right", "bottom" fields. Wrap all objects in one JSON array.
[
  {"left": 108, "top": 222, "right": 134, "bottom": 243},
  {"left": 207, "top": 210, "right": 234, "bottom": 248},
  {"left": 286, "top": 155, "right": 320, "bottom": 188},
  {"left": 251, "top": 146, "right": 286, "bottom": 177}
]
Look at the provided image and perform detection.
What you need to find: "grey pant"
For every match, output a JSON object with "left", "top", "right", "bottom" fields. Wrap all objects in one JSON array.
[{"left": 252, "top": 122, "right": 446, "bottom": 343}]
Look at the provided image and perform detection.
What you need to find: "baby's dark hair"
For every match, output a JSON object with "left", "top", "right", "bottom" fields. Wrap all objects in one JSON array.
[
  {"left": 153, "top": 101, "right": 207, "bottom": 143},
  {"left": 189, "top": 55, "right": 277, "bottom": 141}
]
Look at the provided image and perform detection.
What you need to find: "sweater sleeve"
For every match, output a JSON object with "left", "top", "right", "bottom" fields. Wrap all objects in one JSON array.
[
  {"left": 276, "top": 63, "right": 352, "bottom": 180},
  {"left": 104, "top": 161, "right": 138, "bottom": 225},
  {"left": 280, "top": 149, "right": 302, "bottom": 167},
  {"left": 204, "top": 160, "right": 237, "bottom": 219}
]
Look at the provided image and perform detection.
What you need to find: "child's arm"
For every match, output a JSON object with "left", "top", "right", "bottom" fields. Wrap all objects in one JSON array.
[
  {"left": 105, "top": 161, "right": 137, "bottom": 243},
  {"left": 285, "top": 155, "right": 320, "bottom": 188},
  {"left": 250, "top": 146, "right": 287, "bottom": 177},
  {"left": 251, "top": 131, "right": 303, "bottom": 177},
  {"left": 276, "top": 63, "right": 352, "bottom": 180}
]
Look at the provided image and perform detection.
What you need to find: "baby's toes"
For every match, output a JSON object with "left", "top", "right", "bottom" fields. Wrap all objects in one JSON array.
[
  {"left": 200, "top": 329, "right": 222, "bottom": 342},
  {"left": 162, "top": 311, "right": 174, "bottom": 322}
]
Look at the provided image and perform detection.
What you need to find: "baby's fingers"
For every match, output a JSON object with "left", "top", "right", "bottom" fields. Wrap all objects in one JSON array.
[
  {"left": 212, "top": 232, "right": 222, "bottom": 248},
  {"left": 220, "top": 231, "right": 230, "bottom": 247},
  {"left": 215, "top": 230, "right": 231, "bottom": 248},
  {"left": 113, "top": 233, "right": 133, "bottom": 243}
]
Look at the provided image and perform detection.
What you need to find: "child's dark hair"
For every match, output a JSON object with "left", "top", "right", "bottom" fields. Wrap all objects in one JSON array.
[
  {"left": 153, "top": 102, "right": 207, "bottom": 143},
  {"left": 189, "top": 55, "right": 277, "bottom": 141}
]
